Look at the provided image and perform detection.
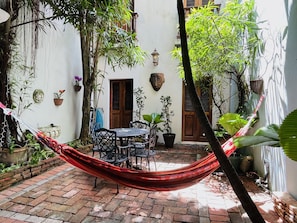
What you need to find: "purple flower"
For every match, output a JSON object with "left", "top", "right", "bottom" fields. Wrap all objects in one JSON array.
[
  {"left": 74, "top": 76, "right": 82, "bottom": 86},
  {"left": 75, "top": 76, "right": 82, "bottom": 81}
]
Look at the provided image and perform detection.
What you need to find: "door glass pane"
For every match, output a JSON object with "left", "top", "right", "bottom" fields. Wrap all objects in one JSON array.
[
  {"left": 125, "top": 80, "right": 133, "bottom": 110},
  {"left": 201, "top": 90, "right": 210, "bottom": 112},
  {"left": 202, "top": 0, "right": 209, "bottom": 6},
  {"left": 185, "top": 88, "right": 194, "bottom": 111},
  {"left": 112, "top": 82, "right": 120, "bottom": 110},
  {"left": 185, "top": 84, "right": 210, "bottom": 112},
  {"left": 186, "top": 0, "right": 195, "bottom": 7}
]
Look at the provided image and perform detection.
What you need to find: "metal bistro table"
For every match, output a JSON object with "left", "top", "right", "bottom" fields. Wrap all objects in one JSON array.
[{"left": 111, "top": 127, "right": 149, "bottom": 146}]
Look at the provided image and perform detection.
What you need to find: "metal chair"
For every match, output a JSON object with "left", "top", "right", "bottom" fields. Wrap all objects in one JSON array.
[
  {"left": 130, "top": 125, "right": 157, "bottom": 171},
  {"left": 129, "top": 120, "right": 150, "bottom": 145},
  {"left": 129, "top": 120, "right": 150, "bottom": 129},
  {"left": 92, "top": 128, "right": 131, "bottom": 193}
]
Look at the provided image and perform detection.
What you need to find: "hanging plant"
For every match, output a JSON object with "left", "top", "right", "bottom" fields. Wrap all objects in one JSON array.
[
  {"left": 250, "top": 79, "right": 263, "bottom": 95},
  {"left": 74, "top": 75, "right": 82, "bottom": 92},
  {"left": 53, "top": 90, "right": 65, "bottom": 106}
]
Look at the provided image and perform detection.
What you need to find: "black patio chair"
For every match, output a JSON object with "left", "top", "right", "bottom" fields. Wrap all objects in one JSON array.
[
  {"left": 130, "top": 125, "right": 157, "bottom": 171},
  {"left": 92, "top": 128, "right": 131, "bottom": 193},
  {"left": 129, "top": 120, "right": 150, "bottom": 145}
]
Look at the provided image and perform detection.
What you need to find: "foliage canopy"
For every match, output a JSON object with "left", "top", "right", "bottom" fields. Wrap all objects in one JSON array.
[{"left": 172, "top": 0, "right": 263, "bottom": 114}]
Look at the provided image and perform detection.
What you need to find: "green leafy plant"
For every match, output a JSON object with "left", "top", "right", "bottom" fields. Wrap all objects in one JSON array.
[
  {"left": 0, "top": 163, "right": 21, "bottom": 174},
  {"left": 134, "top": 87, "right": 146, "bottom": 121},
  {"left": 8, "top": 137, "right": 22, "bottom": 154},
  {"left": 25, "top": 133, "right": 54, "bottom": 165},
  {"left": 160, "top": 96, "right": 174, "bottom": 133},
  {"left": 54, "top": 90, "right": 65, "bottom": 99},
  {"left": 67, "top": 139, "right": 92, "bottom": 148},
  {"left": 172, "top": 0, "right": 264, "bottom": 115},
  {"left": 218, "top": 113, "right": 248, "bottom": 136},
  {"left": 142, "top": 113, "right": 163, "bottom": 131},
  {"left": 234, "top": 109, "right": 297, "bottom": 161},
  {"left": 29, "top": 148, "right": 54, "bottom": 165}
]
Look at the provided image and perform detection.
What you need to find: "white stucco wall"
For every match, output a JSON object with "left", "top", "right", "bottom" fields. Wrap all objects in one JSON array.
[
  {"left": 96, "top": 0, "right": 183, "bottom": 144},
  {"left": 283, "top": 1, "right": 297, "bottom": 199},
  {"left": 12, "top": 16, "right": 83, "bottom": 143},
  {"left": 252, "top": 0, "right": 297, "bottom": 198}
]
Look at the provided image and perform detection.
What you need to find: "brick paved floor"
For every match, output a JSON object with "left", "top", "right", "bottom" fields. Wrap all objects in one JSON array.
[{"left": 0, "top": 145, "right": 282, "bottom": 223}]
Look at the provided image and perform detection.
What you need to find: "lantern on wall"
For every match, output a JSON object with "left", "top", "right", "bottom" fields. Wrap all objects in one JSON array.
[{"left": 151, "top": 49, "right": 159, "bottom": 66}]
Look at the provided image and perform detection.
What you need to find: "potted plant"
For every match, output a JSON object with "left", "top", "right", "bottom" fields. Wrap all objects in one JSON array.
[
  {"left": 53, "top": 89, "right": 65, "bottom": 106},
  {"left": 160, "top": 96, "right": 175, "bottom": 148},
  {"left": 74, "top": 75, "right": 82, "bottom": 92},
  {"left": 217, "top": 112, "right": 251, "bottom": 172},
  {"left": 142, "top": 112, "right": 163, "bottom": 129},
  {"left": 0, "top": 136, "right": 28, "bottom": 165},
  {"left": 142, "top": 112, "right": 163, "bottom": 145},
  {"left": 133, "top": 87, "right": 146, "bottom": 121},
  {"left": 0, "top": 132, "right": 44, "bottom": 166}
]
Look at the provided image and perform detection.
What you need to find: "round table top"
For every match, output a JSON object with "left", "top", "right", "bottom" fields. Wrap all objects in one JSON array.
[{"left": 111, "top": 128, "right": 149, "bottom": 138}]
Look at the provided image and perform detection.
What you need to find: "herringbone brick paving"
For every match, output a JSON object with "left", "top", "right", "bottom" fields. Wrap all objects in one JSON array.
[{"left": 0, "top": 145, "right": 282, "bottom": 222}]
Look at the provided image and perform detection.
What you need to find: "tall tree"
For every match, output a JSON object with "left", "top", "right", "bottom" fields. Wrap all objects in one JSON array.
[
  {"left": 39, "top": 0, "right": 146, "bottom": 142},
  {"left": 173, "top": 0, "right": 263, "bottom": 116},
  {"left": 177, "top": 0, "right": 265, "bottom": 222},
  {"left": 1, "top": 0, "right": 145, "bottom": 149}
]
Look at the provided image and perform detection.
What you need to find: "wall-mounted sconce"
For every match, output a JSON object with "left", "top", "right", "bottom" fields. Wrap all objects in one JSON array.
[{"left": 151, "top": 49, "right": 159, "bottom": 66}]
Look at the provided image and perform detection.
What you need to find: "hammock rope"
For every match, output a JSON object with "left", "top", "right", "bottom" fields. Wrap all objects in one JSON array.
[{"left": 0, "top": 94, "right": 265, "bottom": 191}]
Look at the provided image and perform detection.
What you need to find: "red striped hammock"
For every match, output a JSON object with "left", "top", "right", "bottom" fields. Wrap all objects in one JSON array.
[{"left": 0, "top": 95, "right": 264, "bottom": 191}]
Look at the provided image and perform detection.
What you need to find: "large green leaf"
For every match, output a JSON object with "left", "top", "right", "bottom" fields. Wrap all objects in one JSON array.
[
  {"left": 218, "top": 113, "right": 248, "bottom": 136},
  {"left": 142, "top": 113, "right": 163, "bottom": 125},
  {"left": 279, "top": 109, "right": 297, "bottom": 161},
  {"left": 254, "top": 124, "right": 279, "bottom": 140},
  {"left": 234, "top": 135, "right": 280, "bottom": 148},
  {"left": 234, "top": 124, "right": 280, "bottom": 148}
]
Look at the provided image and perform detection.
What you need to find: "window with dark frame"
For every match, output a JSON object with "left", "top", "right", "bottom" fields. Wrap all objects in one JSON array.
[{"left": 120, "top": 0, "right": 137, "bottom": 33}]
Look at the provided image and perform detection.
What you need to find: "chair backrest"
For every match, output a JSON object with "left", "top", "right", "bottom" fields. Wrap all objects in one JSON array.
[
  {"left": 129, "top": 120, "right": 150, "bottom": 129},
  {"left": 93, "top": 128, "right": 117, "bottom": 153},
  {"left": 129, "top": 120, "right": 150, "bottom": 143}
]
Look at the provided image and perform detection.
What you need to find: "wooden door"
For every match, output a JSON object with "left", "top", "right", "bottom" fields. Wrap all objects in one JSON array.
[
  {"left": 110, "top": 79, "right": 133, "bottom": 128},
  {"left": 182, "top": 82, "right": 212, "bottom": 142}
]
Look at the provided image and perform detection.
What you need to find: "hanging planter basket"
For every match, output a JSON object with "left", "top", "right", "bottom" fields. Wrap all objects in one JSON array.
[
  {"left": 54, "top": 98, "right": 64, "bottom": 106},
  {"left": 250, "top": 79, "right": 263, "bottom": 95},
  {"left": 74, "top": 85, "right": 82, "bottom": 92}
]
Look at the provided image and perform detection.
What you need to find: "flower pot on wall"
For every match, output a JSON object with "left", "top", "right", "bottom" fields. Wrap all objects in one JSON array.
[
  {"left": 74, "top": 85, "right": 82, "bottom": 92},
  {"left": 163, "top": 133, "right": 176, "bottom": 148},
  {"left": 250, "top": 79, "right": 263, "bottom": 95},
  {"left": 53, "top": 98, "right": 63, "bottom": 106}
]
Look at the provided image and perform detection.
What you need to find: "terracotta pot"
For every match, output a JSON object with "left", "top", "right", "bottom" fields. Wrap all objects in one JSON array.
[
  {"left": 74, "top": 85, "right": 82, "bottom": 92},
  {"left": 53, "top": 98, "right": 63, "bottom": 106}
]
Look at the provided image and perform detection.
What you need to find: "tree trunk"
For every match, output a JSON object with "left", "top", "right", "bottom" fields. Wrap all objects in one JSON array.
[
  {"left": 0, "top": 3, "right": 19, "bottom": 147},
  {"left": 235, "top": 71, "right": 249, "bottom": 114},
  {"left": 79, "top": 29, "right": 92, "bottom": 142},
  {"left": 177, "top": 1, "right": 265, "bottom": 222}
]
